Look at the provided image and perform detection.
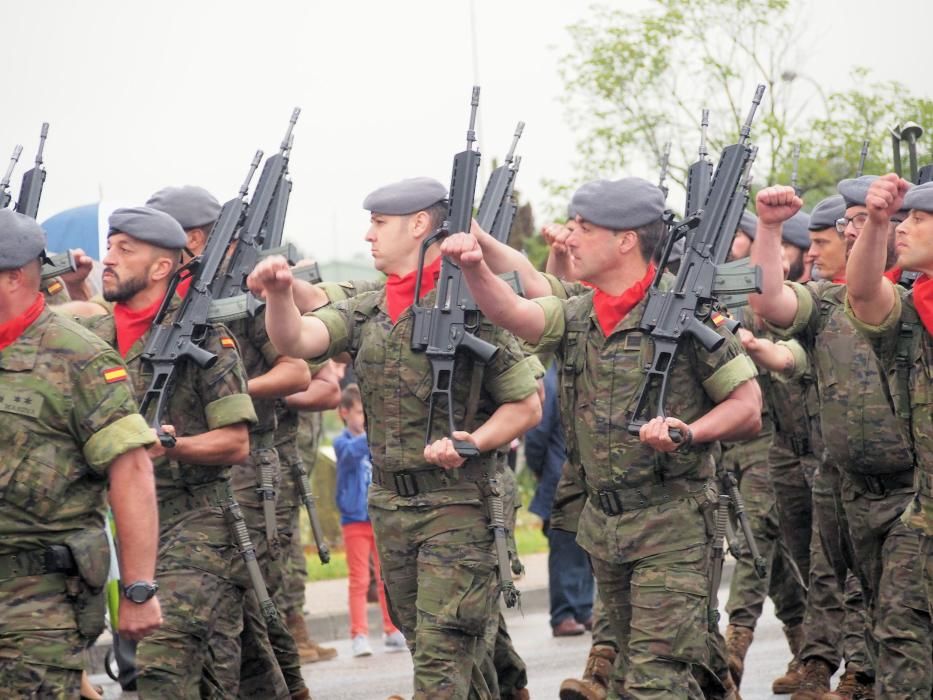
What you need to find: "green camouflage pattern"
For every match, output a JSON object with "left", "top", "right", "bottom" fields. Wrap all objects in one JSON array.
[
  {"left": 311, "top": 286, "right": 537, "bottom": 697},
  {"left": 0, "top": 308, "right": 153, "bottom": 691},
  {"left": 80, "top": 298, "right": 260, "bottom": 695}
]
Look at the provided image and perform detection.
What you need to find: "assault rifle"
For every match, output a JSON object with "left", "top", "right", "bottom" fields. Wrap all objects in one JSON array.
[
  {"left": 0, "top": 144, "right": 22, "bottom": 209},
  {"left": 16, "top": 122, "right": 48, "bottom": 219},
  {"left": 212, "top": 108, "right": 300, "bottom": 300},
  {"left": 657, "top": 141, "right": 672, "bottom": 198},
  {"left": 475, "top": 121, "right": 523, "bottom": 243},
  {"left": 139, "top": 150, "right": 263, "bottom": 447},
  {"left": 856, "top": 139, "right": 869, "bottom": 178},
  {"left": 685, "top": 109, "right": 713, "bottom": 217},
  {"left": 627, "top": 85, "right": 765, "bottom": 435},
  {"left": 411, "top": 85, "right": 497, "bottom": 458},
  {"left": 790, "top": 143, "right": 801, "bottom": 196}
]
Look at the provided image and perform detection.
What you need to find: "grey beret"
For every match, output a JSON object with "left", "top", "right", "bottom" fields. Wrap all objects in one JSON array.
[
  {"left": 738, "top": 211, "right": 758, "bottom": 240},
  {"left": 904, "top": 181, "right": 933, "bottom": 213},
  {"left": 146, "top": 185, "right": 221, "bottom": 229},
  {"left": 782, "top": 210, "right": 811, "bottom": 249},
  {"left": 0, "top": 209, "right": 47, "bottom": 270},
  {"left": 570, "top": 177, "right": 666, "bottom": 231},
  {"left": 837, "top": 175, "right": 879, "bottom": 207},
  {"left": 108, "top": 206, "right": 188, "bottom": 249},
  {"left": 362, "top": 177, "right": 447, "bottom": 215},
  {"left": 808, "top": 195, "right": 846, "bottom": 231}
]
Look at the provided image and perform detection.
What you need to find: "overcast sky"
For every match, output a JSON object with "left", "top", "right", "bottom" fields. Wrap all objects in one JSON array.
[{"left": 3, "top": 0, "right": 931, "bottom": 262}]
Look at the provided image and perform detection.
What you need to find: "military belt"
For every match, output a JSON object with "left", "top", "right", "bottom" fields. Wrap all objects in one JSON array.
[
  {"left": 845, "top": 470, "right": 914, "bottom": 497},
  {"left": 587, "top": 478, "right": 709, "bottom": 517},
  {"left": 0, "top": 545, "right": 76, "bottom": 580},
  {"left": 372, "top": 462, "right": 487, "bottom": 498},
  {"left": 158, "top": 480, "right": 232, "bottom": 521}
]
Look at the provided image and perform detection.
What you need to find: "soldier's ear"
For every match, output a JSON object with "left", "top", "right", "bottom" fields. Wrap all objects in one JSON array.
[
  {"left": 149, "top": 255, "right": 176, "bottom": 284},
  {"left": 618, "top": 229, "right": 639, "bottom": 256},
  {"left": 409, "top": 211, "right": 432, "bottom": 240}
]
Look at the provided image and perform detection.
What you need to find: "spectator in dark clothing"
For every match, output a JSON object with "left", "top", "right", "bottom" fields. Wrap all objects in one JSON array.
[{"left": 525, "top": 364, "right": 594, "bottom": 637}]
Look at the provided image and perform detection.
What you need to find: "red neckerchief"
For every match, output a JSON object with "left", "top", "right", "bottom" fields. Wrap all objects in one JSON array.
[
  {"left": 832, "top": 276, "right": 846, "bottom": 284},
  {"left": 592, "top": 264, "right": 656, "bottom": 337},
  {"left": 384, "top": 256, "right": 443, "bottom": 323},
  {"left": 884, "top": 267, "right": 902, "bottom": 284},
  {"left": 0, "top": 293, "right": 45, "bottom": 351},
  {"left": 113, "top": 295, "right": 164, "bottom": 358},
  {"left": 175, "top": 274, "right": 192, "bottom": 299},
  {"left": 913, "top": 274, "right": 933, "bottom": 336}
]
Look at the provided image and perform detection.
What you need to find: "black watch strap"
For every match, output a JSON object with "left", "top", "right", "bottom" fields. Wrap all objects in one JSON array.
[{"left": 122, "top": 580, "right": 159, "bottom": 604}]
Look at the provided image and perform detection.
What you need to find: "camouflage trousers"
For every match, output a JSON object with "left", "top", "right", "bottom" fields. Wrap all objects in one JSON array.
[
  {"left": 135, "top": 504, "right": 246, "bottom": 699},
  {"left": 371, "top": 501, "right": 500, "bottom": 700},
  {"left": 798, "top": 461, "right": 870, "bottom": 673},
  {"left": 234, "top": 501, "right": 306, "bottom": 699},
  {"left": 722, "top": 437, "right": 807, "bottom": 631},
  {"left": 922, "top": 534, "right": 933, "bottom": 620},
  {"left": 590, "top": 539, "right": 710, "bottom": 700},
  {"left": 0, "top": 574, "right": 86, "bottom": 698},
  {"left": 840, "top": 475, "right": 932, "bottom": 697},
  {"left": 275, "top": 505, "right": 309, "bottom": 620},
  {"left": 769, "top": 442, "right": 818, "bottom": 581}
]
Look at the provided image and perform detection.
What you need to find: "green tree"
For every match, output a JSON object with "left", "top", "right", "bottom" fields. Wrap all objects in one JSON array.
[{"left": 553, "top": 0, "right": 933, "bottom": 212}]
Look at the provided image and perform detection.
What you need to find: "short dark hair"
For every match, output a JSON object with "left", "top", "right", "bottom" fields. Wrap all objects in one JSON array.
[
  {"left": 340, "top": 383, "right": 362, "bottom": 410},
  {"left": 424, "top": 200, "right": 448, "bottom": 233},
  {"left": 634, "top": 217, "right": 667, "bottom": 263}
]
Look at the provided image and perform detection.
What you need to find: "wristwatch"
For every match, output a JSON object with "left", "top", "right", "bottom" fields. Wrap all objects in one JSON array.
[{"left": 122, "top": 580, "right": 159, "bottom": 604}]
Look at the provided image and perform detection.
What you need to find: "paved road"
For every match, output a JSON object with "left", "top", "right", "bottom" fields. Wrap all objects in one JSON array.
[{"left": 92, "top": 589, "right": 838, "bottom": 698}]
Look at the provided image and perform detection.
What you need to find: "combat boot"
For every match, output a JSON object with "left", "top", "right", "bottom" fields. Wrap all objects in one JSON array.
[
  {"left": 821, "top": 668, "right": 875, "bottom": 699},
  {"left": 286, "top": 610, "right": 337, "bottom": 663},
  {"left": 772, "top": 623, "right": 806, "bottom": 693},
  {"left": 725, "top": 624, "right": 754, "bottom": 687},
  {"left": 789, "top": 658, "right": 833, "bottom": 700},
  {"left": 559, "top": 644, "right": 617, "bottom": 700}
]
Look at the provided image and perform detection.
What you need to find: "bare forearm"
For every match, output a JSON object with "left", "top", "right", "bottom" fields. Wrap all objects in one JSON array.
[
  {"left": 475, "top": 228, "right": 552, "bottom": 299},
  {"left": 248, "top": 357, "right": 310, "bottom": 400},
  {"left": 749, "top": 222, "right": 799, "bottom": 327},
  {"left": 689, "top": 381, "right": 762, "bottom": 443},
  {"left": 545, "top": 248, "right": 575, "bottom": 282},
  {"left": 167, "top": 423, "right": 250, "bottom": 465},
  {"left": 471, "top": 394, "right": 542, "bottom": 453},
  {"left": 108, "top": 448, "right": 158, "bottom": 582},
  {"left": 284, "top": 363, "right": 341, "bottom": 411},
  {"left": 746, "top": 338, "right": 795, "bottom": 375},
  {"left": 846, "top": 218, "right": 897, "bottom": 324},
  {"left": 292, "top": 279, "right": 329, "bottom": 313},
  {"left": 265, "top": 289, "right": 330, "bottom": 358},
  {"left": 462, "top": 262, "right": 547, "bottom": 343}
]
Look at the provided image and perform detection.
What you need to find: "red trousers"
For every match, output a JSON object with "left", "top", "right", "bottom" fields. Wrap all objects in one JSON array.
[{"left": 342, "top": 521, "right": 397, "bottom": 637}]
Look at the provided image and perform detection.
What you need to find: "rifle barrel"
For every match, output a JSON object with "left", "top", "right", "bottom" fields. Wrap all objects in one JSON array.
[
  {"left": 740, "top": 85, "right": 766, "bottom": 143},
  {"left": 280, "top": 107, "right": 301, "bottom": 152},
  {"left": 240, "top": 150, "right": 263, "bottom": 198},
  {"left": 467, "top": 85, "right": 480, "bottom": 147},
  {"left": 699, "top": 109, "right": 710, "bottom": 157},
  {"left": 1, "top": 145, "right": 23, "bottom": 189},
  {"left": 857, "top": 139, "right": 870, "bottom": 177},
  {"left": 35, "top": 123, "right": 49, "bottom": 165},
  {"left": 505, "top": 121, "right": 524, "bottom": 163}
]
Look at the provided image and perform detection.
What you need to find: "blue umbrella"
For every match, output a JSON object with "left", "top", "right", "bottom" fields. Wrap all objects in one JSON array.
[{"left": 41, "top": 202, "right": 102, "bottom": 257}]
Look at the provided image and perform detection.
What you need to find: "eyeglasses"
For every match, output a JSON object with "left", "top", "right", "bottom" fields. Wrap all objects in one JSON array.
[{"left": 834, "top": 212, "right": 869, "bottom": 234}]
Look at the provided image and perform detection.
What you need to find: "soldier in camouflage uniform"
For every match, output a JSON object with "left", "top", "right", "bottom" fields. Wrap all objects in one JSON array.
[
  {"left": 750, "top": 181, "right": 931, "bottom": 699},
  {"left": 249, "top": 177, "right": 542, "bottom": 699},
  {"left": 847, "top": 175, "right": 933, "bottom": 699},
  {"left": 0, "top": 210, "right": 162, "bottom": 697},
  {"left": 147, "top": 185, "right": 314, "bottom": 698},
  {"left": 440, "top": 177, "right": 763, "bottom": 698},
  {"left": 274, "top": 363, "right": 341, "bottom": 663},
  {"left": 64, "top": 206, "right": 261, "bottom": 697}
]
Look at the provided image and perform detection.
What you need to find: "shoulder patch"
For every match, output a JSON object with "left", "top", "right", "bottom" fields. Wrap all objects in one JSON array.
[
  {"left": 220, "top": 337, "right": 236, "bottom": 349},
  {"left": 103, "top": 366, "right": 129, "bottom": 383},
  {"left": 45, "top": 280, "right": 64, "bottom": 296},
  {"left": 711, "top": 311, "right": 727, "bottom": 327}
]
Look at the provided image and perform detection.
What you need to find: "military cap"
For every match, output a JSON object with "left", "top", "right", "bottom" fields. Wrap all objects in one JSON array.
[
  {"left": 0, "top": 209, "right": 47, "bottom": 270},
  {"left": 904, "top": 181, "right": 933, "bottom": 213},
  {"left": 570, "top": 177, "right": 665, "bottom": 231},
  {"left": 108, "top": 206, "right": 187, "bottom": 249},
  {"left": 362, "top": 177, "right": 447, "bottom": 215},
  {"left": 782, "top": 210, "right": 811, "bottom": 249},
  {"left": 808, "top": 195, "right": 846, "bottom": 231},
  {"left": 837, "top": 175, "right": 879, "bottom": 208},
  {"left": 146, "top": 185, "right": 221, "bottom": 229},
  {"left": 738, "top": 211, "right": 758, "bottom": 239}
]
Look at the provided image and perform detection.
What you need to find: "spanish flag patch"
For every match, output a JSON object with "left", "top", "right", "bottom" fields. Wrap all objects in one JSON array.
[
  {"left": 710, "top": 311, "right": 727, "bottom": 327},
  {"left": 46, "top": 280, "right": 63, "bottom": 295},
  {"left": 103, "top": 367, "right": 129, "bottom": 383},
  {"left": 220, "top": 337, "right": 236, "bottom": 349}
]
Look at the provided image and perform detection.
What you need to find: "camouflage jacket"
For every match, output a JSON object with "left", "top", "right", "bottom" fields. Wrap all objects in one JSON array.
[
  {"left": 80, "top": 296, "right": 257, "bottom": 501},
  {"left": 0, "top": 307, "right": 153, "bottom": 554},
  {"left": 310, "top": 287, "right": 539, "bottom": 509},
  {"left": 846, "top": 285, "right": 933, "bottom": 533},
  {"left": 528, "top": 273, "right": 758, "bottom": 562},
  {"left": 769, "top": 280, "right": 913, "bottom": 475}
]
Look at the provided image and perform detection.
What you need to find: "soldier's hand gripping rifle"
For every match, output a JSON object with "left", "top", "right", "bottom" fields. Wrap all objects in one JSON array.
[
  {"left": 475, "top": 121, "right": 524, "bottom": 243},
  {"left": 411, "top": 86, "right": 498, "bottom": 459},
  {"left": 0, "top": 144, "right": 23, "bottom": 210},
  {"left": 212, "top": 109, "right": 300, "bottom": 301},
  {"left": 138, "top": 150, "right": 262, "bottom": 447},
  {"left": 626, "top": 85, "right": 766, "bottom": 437}
]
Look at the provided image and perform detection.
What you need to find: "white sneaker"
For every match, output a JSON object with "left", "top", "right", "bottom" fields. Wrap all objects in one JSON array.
[
  {"left": 384, "top": 630, "right": 407, "bottom": 652},
  {"left": 351, "top": 634, "right": 373, "bottom": 657}
]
